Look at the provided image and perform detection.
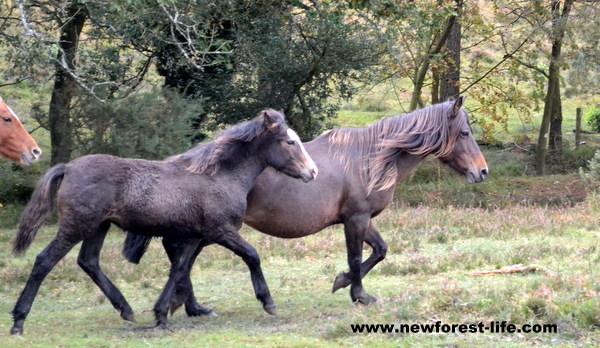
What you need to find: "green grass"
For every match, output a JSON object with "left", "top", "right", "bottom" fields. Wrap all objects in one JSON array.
[{"left": 2, "top": 199, "right": 600, "bottom": 347}]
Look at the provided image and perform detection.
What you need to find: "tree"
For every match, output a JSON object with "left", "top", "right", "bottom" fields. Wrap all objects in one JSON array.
[{"left": 535, "top": 0, "right": 575, "bottom": 175}]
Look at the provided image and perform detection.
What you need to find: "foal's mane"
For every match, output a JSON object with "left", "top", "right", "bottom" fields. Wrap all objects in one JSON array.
[
  {"left": 174, "top": 109, "right": 285, "bottom": 175},
  {"left": 323, "top": 101, "right": 465, "bottom": 193}
]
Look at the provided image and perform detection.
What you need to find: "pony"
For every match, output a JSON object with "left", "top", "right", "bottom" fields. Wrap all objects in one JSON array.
[
  {"left": 125, "top": 97, "right": 488, "bottom": 317},
  {"left": 9, "top": 109, "right": 318, "bottom": 334},
  {"left": 0, "top": 96, "right": 41, "bottom": 164}
]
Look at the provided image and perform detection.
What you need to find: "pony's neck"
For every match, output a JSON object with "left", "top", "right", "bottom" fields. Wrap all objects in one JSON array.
[{"left": 393, "top": 152, "right": 428, "bottom": 184}]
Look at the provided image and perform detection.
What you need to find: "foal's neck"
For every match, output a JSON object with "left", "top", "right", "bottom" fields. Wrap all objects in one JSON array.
[{"left": 219, "top": 144, "right": 267, "bottom": 192}]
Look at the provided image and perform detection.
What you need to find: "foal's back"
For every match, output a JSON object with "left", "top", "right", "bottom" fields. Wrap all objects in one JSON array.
[{"left": 57, "top": 154, "right": 238, "bottom": 236}]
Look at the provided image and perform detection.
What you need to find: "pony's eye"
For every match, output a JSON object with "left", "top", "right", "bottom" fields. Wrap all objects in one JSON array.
[
  {"left": 460, "top": 130, "right": 469, "bottom": 137},
  {"left": 3, "top": 117, "right": 11, "bottom": 123},
  {"left": 286, "top": 140, "right": 295, "bottom": 145}
]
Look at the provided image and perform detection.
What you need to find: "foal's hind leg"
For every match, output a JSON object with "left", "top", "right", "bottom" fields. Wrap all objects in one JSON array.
[
  {"left": 10, "top": 234, "right": 80, "bottom": 335},
  {"left": 332, "top": 221, "right": 387, "bottom": 293},
  {"left": 341, "top": 215, "right": 378, "bottom": 305},
  {"left": 77, "top": 222, "right": 136, "bottom": 322},
  {"left": 215, "top": 232, "right": 276, "bottom": 315},
  {"left": 153, "top": 239, "right": 199, "bottom": 329},
  {"left": 162, "top": 240, "right": 215, "bottom": 317}
]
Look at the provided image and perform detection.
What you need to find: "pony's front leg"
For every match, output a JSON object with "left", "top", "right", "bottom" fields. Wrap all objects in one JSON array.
[
  {"left": 216, "top": 232, "right": 276, "bottom": 315},
  {"left": 342, "top": 215, "right": 378, "bottom": 305},
  {"left": 153, "top": 240, "right": 199, "bottom": 329},
  {"left": 333, "top": 221, "right": 387, "bottom": 293}
]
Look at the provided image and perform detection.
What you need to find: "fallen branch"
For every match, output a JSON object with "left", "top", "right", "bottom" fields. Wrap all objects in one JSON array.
[{"left": 468, "top": 264, "right": 556, "bottom": 277}]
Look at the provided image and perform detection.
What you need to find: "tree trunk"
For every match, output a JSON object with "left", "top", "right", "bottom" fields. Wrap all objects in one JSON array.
[
  {"left": 441, "top": 1, "right": 462, "bottom": 101},
  {"left": 48, "top": 3, "right": 87, "bottom": 165},
  {"left": 534, "top": 0, "right": 574, "bottom": 175},
  {"left": 409, "top": 3, "right": 458, "bottom": 111},
  {"left": 431, "top": 65, "right": 440, "bottom": 104},
  {"left": 548, "top": 78, "right": 563, "bottom": 154}
]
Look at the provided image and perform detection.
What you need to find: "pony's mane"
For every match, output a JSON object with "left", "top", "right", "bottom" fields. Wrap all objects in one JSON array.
[
  {"left": 323, "top": 101, "right": 465, "bottom": 193},
  {"left": 173, "top": 109, "right": 285, "bottom": 175}
]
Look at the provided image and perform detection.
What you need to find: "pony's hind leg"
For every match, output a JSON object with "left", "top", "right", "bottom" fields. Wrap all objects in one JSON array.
[
  {"left": 332, "top": 221, "right": 387, "bottom": 293},
  {"left": 77, "top": 222, "right": 136, "bottom": 322},
  {"left": 341, "top": 214, "right": 378, "bottom": 305},
  {"left": 162, "top": 239, "right": 215, "bottom": 317},
  {"left": 10, "top": 234, "right": 80, "bottom": 335},
  {"left": 215, "top": 232, "right": 276, "bottom": 315},
  {"left": 153, "top": 239, "right": 199, "bottom": 329}
]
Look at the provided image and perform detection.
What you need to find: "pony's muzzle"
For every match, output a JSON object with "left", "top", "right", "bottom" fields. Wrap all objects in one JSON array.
[
  {"left": 22, "top": 147, "right": 42, "bottom": 165},
  {"left": 466, "top": 167, "right": 488, "bottom": 184}
]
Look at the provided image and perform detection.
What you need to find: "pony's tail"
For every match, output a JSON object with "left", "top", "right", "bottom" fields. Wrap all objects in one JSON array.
[
  {"left": 13, "top": 164, "right": 67, "bottom": 255},
  {"left": 123, "top": 232, "right": 152, "bottom": 264}
]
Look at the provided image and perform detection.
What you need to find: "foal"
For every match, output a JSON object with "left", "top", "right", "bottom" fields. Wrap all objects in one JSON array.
[{"left": 10, "top": 109, "right": 317, "bottom": 334}]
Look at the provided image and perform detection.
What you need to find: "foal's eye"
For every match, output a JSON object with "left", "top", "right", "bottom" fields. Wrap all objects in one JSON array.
[
  {"left": 460, "top": 130, "right": 469, "bottom": 137},
  {"left": 286, "top": 140, "right": 295, "bottom": 145},
  {"left": 3, "top": 117, "right": 11, "bottom": 123}
]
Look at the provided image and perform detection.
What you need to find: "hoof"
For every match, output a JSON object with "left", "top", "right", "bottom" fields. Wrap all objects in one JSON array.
[
  {"left": 332, "top": 273, "right": 351, "bottom": 293},
  {"left": 155, "top": 322, "right": 171, "bottom": 331},
  {"left": 186, "top": 305, "right": 216, "bottom": 317},
  {"left": 10, "top": 326, "right": 23, "bottom": 335},
  {"left": 264, "top": 303, "right": 277, "bottom": 316},
  {"left": 352, "top": 293, "right": 378, "bottom": 305},
  {"left": 121, "top": 312, "right": 136, "bottom": 323}
]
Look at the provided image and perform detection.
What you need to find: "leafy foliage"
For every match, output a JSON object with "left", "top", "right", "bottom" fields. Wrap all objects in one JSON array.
[
  {"left": 586, "top": 107, "right": 600, "bottom": 133},
  {"left": 579, "top": 147, "right": 600, "bottom": 192},
  {"left": 71, "top": 88, "right": 202, "bottom": 159}
]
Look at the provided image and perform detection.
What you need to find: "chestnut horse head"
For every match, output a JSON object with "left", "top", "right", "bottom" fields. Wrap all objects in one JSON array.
[{"left": 0, "top": 97, "right": 41, "bottom": 165}]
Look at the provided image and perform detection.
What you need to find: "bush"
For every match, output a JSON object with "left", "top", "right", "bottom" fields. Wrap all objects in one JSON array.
[
  {"left": 585, "top": 106, "right": 600, "bottom": 132},
  {"left": 72, "top": 88, "right": 204, "bottom": 160},
  {"left": 579, "top": 148, "right": 600, "bottom": 192}
]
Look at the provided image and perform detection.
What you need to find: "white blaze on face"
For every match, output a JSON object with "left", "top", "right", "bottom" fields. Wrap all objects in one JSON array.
[
  {"left": 5, "top": 105, "right": 21, "bottom": 122},
  {"left": 287, "top": 128, "right": 318, "bottom": 177}
]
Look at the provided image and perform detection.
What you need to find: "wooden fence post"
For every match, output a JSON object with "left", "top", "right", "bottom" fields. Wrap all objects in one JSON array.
[{"left": 575, "top": 107, "right": 582, "bottom": 148}]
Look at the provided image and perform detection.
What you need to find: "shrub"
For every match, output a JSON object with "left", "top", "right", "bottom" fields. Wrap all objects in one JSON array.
[
  {"left": 72, "top": 88, "right": 204, "bottom": 160},
  {"left": 585, "top": 106, "right": 600, "bottom": 132},
  {"left": 579, "top": 148, "right": 600, "bottom": 192}
]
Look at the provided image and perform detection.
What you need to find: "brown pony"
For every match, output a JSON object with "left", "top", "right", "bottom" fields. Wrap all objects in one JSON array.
[
  {"left": 0, "top": 97, "right": 41, "bottom": 165},
  {"left": 124, "top": 97, "right": 488, "bottom": 318}
]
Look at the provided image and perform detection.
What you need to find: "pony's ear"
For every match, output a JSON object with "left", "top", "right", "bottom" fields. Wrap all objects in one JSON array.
[
  {"left": 451, "top": 96, "right": 466, "bottom": 118},
  {"left": 262, "top": 109, "right": 283, "bottom": 133}
]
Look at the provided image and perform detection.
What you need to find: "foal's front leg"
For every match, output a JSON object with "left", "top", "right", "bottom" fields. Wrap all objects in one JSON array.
[{"left": 215, "top": 231, "right": 276, "bottom": 315}]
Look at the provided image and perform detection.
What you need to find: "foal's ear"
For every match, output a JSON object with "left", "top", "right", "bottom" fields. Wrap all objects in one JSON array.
[
  {"left": 262, "top": 109, "right": 283, "bottom": 132},
  {"left": 451, "top": 96, "right": 466, "bottom": 118}
]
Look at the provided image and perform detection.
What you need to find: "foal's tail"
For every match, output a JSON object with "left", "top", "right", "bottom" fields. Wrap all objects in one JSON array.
[
  {"left": 13, "top": 164, "right": 66, "bottom": 255},
  {"left": 123, "top": 232, "right": 153, "bottom": 264}
]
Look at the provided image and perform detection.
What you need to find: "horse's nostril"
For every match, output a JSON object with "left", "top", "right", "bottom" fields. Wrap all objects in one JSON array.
[
  {"left": 481, "top": 168, "right": 488, "bottom": 177},
  {"left": 32, "top": 148, "right": 41, "bottom": 157}
]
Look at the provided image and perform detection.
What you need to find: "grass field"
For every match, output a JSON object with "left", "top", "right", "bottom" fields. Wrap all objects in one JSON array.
[
  {"left": 1, "top": 89, "right": 600, "bottom": 346},
  {"left": 2, "top": 197, "right": 600, "bottom": 347}
]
